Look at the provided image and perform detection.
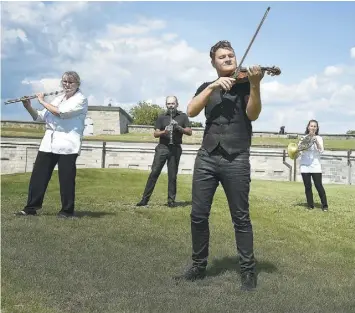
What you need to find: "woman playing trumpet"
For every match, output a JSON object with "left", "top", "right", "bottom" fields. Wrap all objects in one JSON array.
[
  {"left": 299, "top": 120, "right": 329, "bottom": 211},
  {"left": 15, "top": 71, "right": 88, "bottom": 218}
]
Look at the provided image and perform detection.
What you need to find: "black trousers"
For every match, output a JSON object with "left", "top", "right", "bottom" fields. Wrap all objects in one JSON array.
[
  {"left": 24, "top": 151, "right": 78, "bottom": 214},
  {"left": 191, "top": 146, "right": 256, "bottom": 274},
  {"left": 141, "top": 144, "right": 182, "bottom": 203},
  {"left": 301, "top": 173, "right": 328, "bottom": 208}
]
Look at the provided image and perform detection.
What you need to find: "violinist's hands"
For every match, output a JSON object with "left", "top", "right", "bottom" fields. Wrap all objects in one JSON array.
[
  {"left": 247, "top": 65, "right": 263, "bottom": 86},
  {"left": 208, "top": 77, "right": 236, "bottom": 92}
]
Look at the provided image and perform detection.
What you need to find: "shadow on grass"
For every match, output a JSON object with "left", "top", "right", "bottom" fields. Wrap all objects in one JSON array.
[
  {"left": 168, "top": 201, "right": 192, "bottom": 207},
  {"left": 41, "top": 211, "right": 117, "bottom": 218},
  {"left": 75, "top": 211, "right": 117, "bottom": 218},
  {"left": 295, "top": 202, "right": 323, "bottom": 209},
  {"left": 207, "top": 256, "right": 277, "bottom": 277}
]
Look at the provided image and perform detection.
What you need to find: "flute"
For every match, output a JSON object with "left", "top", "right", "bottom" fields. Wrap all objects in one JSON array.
[{"left": 4, "top": 90, "right": 64, "bottom": 105}]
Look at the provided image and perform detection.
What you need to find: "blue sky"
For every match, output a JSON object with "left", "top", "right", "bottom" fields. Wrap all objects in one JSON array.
[{"left": 1, "top": 1, "right": 355, "bottom": 133}]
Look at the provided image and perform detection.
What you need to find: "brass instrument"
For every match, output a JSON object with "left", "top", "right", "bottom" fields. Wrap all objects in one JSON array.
[
  {"left": 287, "top": 134, "right": 316, "bottom": 160},
  {"left": 4, "top": 90, "right": 64, "bottom": 105}
]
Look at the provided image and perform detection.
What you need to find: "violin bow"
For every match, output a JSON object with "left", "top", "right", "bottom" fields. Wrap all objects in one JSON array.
[{"left": 223, "top": 7, "right": 271, "bottom": 95}]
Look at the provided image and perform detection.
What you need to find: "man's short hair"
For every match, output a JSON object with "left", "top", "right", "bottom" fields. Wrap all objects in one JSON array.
[
  {"left": 165, "top": 95, "right": 178, "bottom": 105},
  {"left": 210, "top": 40, "right": 234, "bottom": 60}
]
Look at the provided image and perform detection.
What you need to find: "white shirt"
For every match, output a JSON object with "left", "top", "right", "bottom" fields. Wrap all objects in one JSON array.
[
  {"left": 35, "top": 89, "right": 88, "bottom": 155},
  {"left": 299, "top": 135, "right": 324, "bottom": 173}
]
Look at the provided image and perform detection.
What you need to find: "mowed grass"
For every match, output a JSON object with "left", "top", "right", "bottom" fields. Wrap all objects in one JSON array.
[
  {"left": 1, "top": 127, "right": 355, "bottom": 149},
  {"left": 1, "top": 169, "right": 355, "bottom": 313}
]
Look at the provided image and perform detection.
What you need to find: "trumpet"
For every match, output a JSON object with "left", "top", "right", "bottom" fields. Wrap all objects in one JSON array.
[
  {"left": 4, "top": 90, "right": 64, "bottom": 105},
  {"left": 287, "top": 134, "right": 316, "bottom": 160}
]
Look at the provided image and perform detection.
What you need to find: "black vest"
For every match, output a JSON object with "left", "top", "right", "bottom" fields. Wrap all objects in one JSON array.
[
  {"left": 199, "top": 82, "right": 252, "bottom": 155},
  {"left": 155, "top": 110, "right": 189, "bottom": 146}
]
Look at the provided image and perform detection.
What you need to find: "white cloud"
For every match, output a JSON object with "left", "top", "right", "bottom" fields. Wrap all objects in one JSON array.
[
  {"left": 2, "top": 3, "right": 355, "bottom": 133},
  {"left": 351, "top": 47, "right": 355, "bottom": 58},
  {"left": 22, "top": 78, "right": 62, "bottom": 93},
  {"left": 2, "top": 1, "right": 88, "bottom": 26},
  {"left": 255, "top": 61, "right": 355, "bottom": 133},
  {"left": 324, "top": 65, "right": 343, "bottom": 76},
  {"left": 2, "top": 28, "right": 28, "bottom": 43}
]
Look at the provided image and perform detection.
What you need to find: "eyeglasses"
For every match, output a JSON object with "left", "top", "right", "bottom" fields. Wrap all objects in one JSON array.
[{"left": 62, "top": 80, "right": 77, "bottom": 85}]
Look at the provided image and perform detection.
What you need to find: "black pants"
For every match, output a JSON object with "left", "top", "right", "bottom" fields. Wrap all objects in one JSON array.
[
  {"left": 141, "top": 144, "right": 182, "bottom": 203},
  {"left": 191, "top": 147, "right": 256, "bottom": 274},
  {"left": 24, "top": 151, "right": 78, "bottom": 214},
  {"left": 301, "top": 173, "right": 328, "bottom": 208}
]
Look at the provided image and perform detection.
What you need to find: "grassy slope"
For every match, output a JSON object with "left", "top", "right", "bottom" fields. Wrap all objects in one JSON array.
[
  {"left": 1, "top": 169, "right": 355, "bottom": 313},
  {"left": 1, "top": 127, "right": 355, "bottom": 149}
]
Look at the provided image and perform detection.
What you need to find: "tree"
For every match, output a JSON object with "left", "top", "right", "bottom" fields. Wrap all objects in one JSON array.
[
  {"left": 346, "top": 130, "right": 355, "bottom": 135},
  {"left": 190, "top": 121, "right": 203, "bottom": 127},
  {"left": 129, "top": 101, "right": 165, "bottom": 126}
]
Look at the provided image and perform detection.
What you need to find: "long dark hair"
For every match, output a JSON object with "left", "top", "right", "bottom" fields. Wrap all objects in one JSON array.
[{"left": 305, "top": 119, "right": 319, "bottom": 135}]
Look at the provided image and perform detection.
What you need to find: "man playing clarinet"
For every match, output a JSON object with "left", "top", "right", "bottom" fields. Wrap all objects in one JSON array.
[{"left": 136, "top": 96, "right": 192, "bottom": 208}]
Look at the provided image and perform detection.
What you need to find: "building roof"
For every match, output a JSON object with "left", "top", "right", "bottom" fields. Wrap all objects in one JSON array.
[{"left": 88, "top": 106, "right": 133, "bottom": 122}]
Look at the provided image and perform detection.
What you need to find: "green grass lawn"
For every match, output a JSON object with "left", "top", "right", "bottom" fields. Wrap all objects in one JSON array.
[
  {"left": 1, "top": 169, "right": 355, "bottom": 313},
  {"left": 1, "top": 127, "right": 355, "bottom": 149}
]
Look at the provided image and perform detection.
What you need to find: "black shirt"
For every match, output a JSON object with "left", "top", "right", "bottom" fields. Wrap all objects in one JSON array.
[
  {"left": 194, "top": 81, "right": 251, "bottom": 155},
  {"left": 155, "top": 110, "right": 191, "bottom": 146}
]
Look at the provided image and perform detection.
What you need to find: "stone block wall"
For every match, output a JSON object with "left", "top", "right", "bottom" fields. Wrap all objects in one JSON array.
[
  {"left": 127, "top": 125, "right": 355, "bottom": 140},
  {"left": 1, "top": 139, "right": 354, "bottom": 185},
  {"left": 1, "top": 120, "right": 45, "bottom": 130}
]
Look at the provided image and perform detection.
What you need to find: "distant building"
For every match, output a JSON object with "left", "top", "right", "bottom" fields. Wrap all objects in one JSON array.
[{"left": 85, "top": 106, "right": 133, "bottom": 136}]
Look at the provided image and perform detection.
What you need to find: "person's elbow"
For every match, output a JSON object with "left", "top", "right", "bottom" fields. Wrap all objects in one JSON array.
[
  {"left": 246, "top": 111, "right": 260, "bottom": 121},
  {"left": 186, "top": 106, "right": 196, "bottom": 118}
]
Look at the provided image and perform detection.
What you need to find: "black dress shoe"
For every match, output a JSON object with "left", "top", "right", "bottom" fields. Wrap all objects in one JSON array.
[
  {"left": 322, "top": 206, "right": 329, "bottom": 212},
  {"left": 240, "top": 272, "right": 257, "bottom": 291},
  {"left": 167, "top": 202, "right": 175, "bottom": 208},
  {"left": 14, "top": 210, "right": 37, "bottom": 216},
  {"left": 136, "top": 200, "right": 148, "bottom": 207},
  {"left": 173, "top": 266, "right": 206, "bottom": 282}
]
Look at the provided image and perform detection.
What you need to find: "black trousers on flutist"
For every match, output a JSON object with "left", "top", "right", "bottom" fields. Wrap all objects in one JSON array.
[
  {"left": 141, "top": 144, "right": 182, "bottom": 203},
  {"left": 24, "top": 151, "right": 78, "bottom": 214},
  {"left": 301, "top": 173, "right": 328, "bottom": 208},
  {"left": 191, "top": 146, "right": 256, "bottom": 274}
]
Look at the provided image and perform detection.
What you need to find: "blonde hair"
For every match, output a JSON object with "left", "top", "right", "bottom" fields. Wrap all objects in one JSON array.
[{"left": 61, "top": 71, "right": 81, "bottom": 87}]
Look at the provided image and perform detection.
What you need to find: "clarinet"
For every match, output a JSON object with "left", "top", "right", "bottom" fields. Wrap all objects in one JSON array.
[{"left": 169, "top": 108, "right": 174, "bottom": 145}]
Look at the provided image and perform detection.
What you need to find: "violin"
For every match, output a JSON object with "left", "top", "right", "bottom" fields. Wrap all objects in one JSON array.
[{"left": 231, "top": 66, "right": 281, "bottom": 83}]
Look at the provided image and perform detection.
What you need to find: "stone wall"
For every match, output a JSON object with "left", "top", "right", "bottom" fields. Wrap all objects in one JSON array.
[
  {"left": 2, "top": 119, "right": 354, "bottom": 140},
  {"left": 1, "top": 120, "right": 45, "bottom": 130},
  {"left": 1, "top": 138, "right": 354, "bottom": 185},
  {"left": 127, "top": 125, "right": 355, "bottom": 140}
]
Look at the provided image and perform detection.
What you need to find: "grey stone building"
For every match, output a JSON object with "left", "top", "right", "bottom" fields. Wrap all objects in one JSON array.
[{"left": 85, "top": 106, "right": 133, "bottom": 136}]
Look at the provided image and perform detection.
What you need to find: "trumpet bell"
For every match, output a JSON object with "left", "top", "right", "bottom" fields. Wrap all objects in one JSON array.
[{"left": 287, "top": 143, "right": 299, "bottom": 160}]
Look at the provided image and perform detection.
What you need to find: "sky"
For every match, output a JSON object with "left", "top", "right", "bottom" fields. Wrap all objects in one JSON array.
[{"left": 1, "top": 1, "right": 355, "bottom": 134}]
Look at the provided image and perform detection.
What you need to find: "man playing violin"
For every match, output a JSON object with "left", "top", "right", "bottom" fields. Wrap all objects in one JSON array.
[{"left": 174, "top": 40, "right": 263, "bottom": 291}]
